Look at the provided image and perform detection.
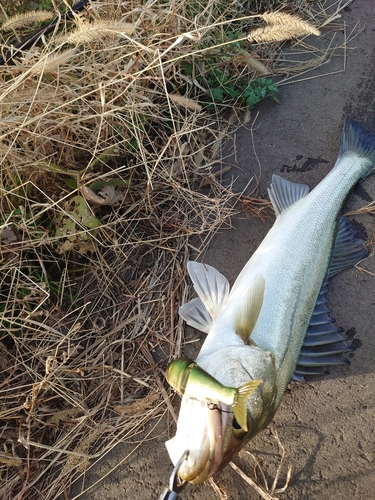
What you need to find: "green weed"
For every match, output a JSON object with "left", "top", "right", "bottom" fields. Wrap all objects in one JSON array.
[{"left": 181, "top": 30, "right": 278, "bottom": 110}]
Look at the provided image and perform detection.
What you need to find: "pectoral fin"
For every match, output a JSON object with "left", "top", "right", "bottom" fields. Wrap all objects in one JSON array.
[
  {"left": 232, "top": 379, "right": 262, "bottom": 432},
  {"left": 186, "top": 261, "right": 230, "bottom": 319},
  {"left": 179, "top": 297, "right": 212, "bottom": 334},
  {"left": 233, "top": 274, "right": 265, "bottom": 342}
]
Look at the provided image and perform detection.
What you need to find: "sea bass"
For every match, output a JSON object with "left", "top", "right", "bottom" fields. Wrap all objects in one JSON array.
[{"left": 165, "top": 118, "right": 375, "bottom": 484}]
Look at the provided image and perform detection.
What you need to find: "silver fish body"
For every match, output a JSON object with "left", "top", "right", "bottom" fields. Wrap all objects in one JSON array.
[{"left": 166, "top": 119, "right": 375, "bottom": 483}]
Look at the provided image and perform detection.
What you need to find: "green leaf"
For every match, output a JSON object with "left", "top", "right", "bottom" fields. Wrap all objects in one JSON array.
[
  {"left": 226, "top": 86, "right": 240, "bottom": 99},
  {"left": 210, "top": 87, "right": 224, "bottom": 102},
  {"left": 213, "top": 69, "right": 229, "bottom": 85},
  {"left": 55, "top": 195, "right": 101, "bottom": 242},
  {"left": 64, "top": 178, "right": 78, "bottom": 189},
  {"left": 182, "top": 62, "right": 193, "bottom": 75},
  {"left": 242, "top": 78, "right": 279, "bottom": 109}
]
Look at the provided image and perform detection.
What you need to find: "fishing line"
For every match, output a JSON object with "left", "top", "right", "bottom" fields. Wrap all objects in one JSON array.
[{"left": 183, "top": 398, "right": 232, "bottom": 413}]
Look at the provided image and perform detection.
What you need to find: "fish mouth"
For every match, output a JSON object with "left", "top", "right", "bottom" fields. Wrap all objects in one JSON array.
[{"left": 165, "top": 397, "right": 230, "bottom": 484}]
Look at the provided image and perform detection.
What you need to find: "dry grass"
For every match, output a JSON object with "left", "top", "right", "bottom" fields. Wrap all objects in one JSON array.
[
  {"left": 0, "top": 0, "right": 342, "bottom": 498},
  {"left": 230, "top": 429, "right": 292, "bottom": 500}
]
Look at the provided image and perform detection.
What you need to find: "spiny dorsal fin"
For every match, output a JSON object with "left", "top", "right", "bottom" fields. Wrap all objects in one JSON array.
[
  {"left": 234, "top": 274, "right": 265, "bottom": 342},
  {"left": 179, "top": 297, "right": 212, "bottom": 334},
  {"left": 186, "top": 261, "right": 230, "bottom": 319},
  {"left": 268, "top": 174, "right": 310, "bottom": 216}
]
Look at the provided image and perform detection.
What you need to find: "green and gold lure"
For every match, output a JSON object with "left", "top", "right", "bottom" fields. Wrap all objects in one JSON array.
[{"left": 166, "top": 357, "right": 262, "bottom": 432}]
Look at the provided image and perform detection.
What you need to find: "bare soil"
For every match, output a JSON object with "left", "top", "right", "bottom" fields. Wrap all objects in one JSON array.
[{"left": 69, "top": 2, "right": 375, "bottom": 499}]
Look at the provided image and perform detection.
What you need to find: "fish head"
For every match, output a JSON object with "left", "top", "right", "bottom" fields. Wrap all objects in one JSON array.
[{"left": 165, "top": 346, "right": 277, "bottom": 483}]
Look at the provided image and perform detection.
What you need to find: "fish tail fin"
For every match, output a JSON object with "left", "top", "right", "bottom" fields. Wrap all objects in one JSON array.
[
  {"left": 232, "top": 379, "right": 262, "bottom": 432},
  {"left": 338, "top": 118, "right": 375, "bottom": 178}
]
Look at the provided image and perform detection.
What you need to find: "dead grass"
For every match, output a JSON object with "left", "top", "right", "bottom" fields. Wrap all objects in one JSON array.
[
  {"left": 230, "top": 429, "right": 292, "bottom": 500},
  {"left": 0, "top": 0, "right": 345, "bottom": 498}
]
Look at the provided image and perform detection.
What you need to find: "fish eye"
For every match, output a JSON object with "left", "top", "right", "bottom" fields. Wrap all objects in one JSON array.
[
  {"left": 232, "top": 418, "right": 241, "bottom": 430},
  {"left": 232, "top": 418, "right": 247, "bottom": 438}
]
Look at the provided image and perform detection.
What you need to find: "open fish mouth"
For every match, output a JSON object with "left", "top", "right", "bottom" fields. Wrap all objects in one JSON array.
[{"left": 165, "top": 397, "right": 230, "bottom": 483}]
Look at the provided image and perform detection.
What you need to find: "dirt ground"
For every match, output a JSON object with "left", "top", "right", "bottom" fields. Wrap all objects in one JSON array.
[{"left": 70, "top": 1, "right": 375, "bottom": 499}]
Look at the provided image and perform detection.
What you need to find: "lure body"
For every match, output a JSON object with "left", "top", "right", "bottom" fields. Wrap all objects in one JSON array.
[{"left": 166, "top": 357, "right": 261, "bottom": 431}]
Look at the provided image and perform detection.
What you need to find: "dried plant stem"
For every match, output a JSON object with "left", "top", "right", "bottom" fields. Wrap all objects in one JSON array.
[{"left": 230, "top": 461, "right": 277, "bottom": 500}]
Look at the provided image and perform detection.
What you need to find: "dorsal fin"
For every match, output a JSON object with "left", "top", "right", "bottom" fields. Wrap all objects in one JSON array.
[
  {"left": 268, "top": 174, "right": 310, "bottom": 216},
  {"left": 233, "top": 274, "right": 265, "bottom": 342},
  {"left": 179, "top": 297, "right": 212, "bottom": 334},
  {"left": 186, "top": 261, "right": 230, "bottom": 319},
  {"left": 294, "top": 217, "right": 367, "bottom": 381}
]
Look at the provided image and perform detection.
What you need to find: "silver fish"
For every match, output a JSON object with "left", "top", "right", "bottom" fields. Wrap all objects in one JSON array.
[{"left": 165, "top": 118, "right": 375, "bottom": 484}]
